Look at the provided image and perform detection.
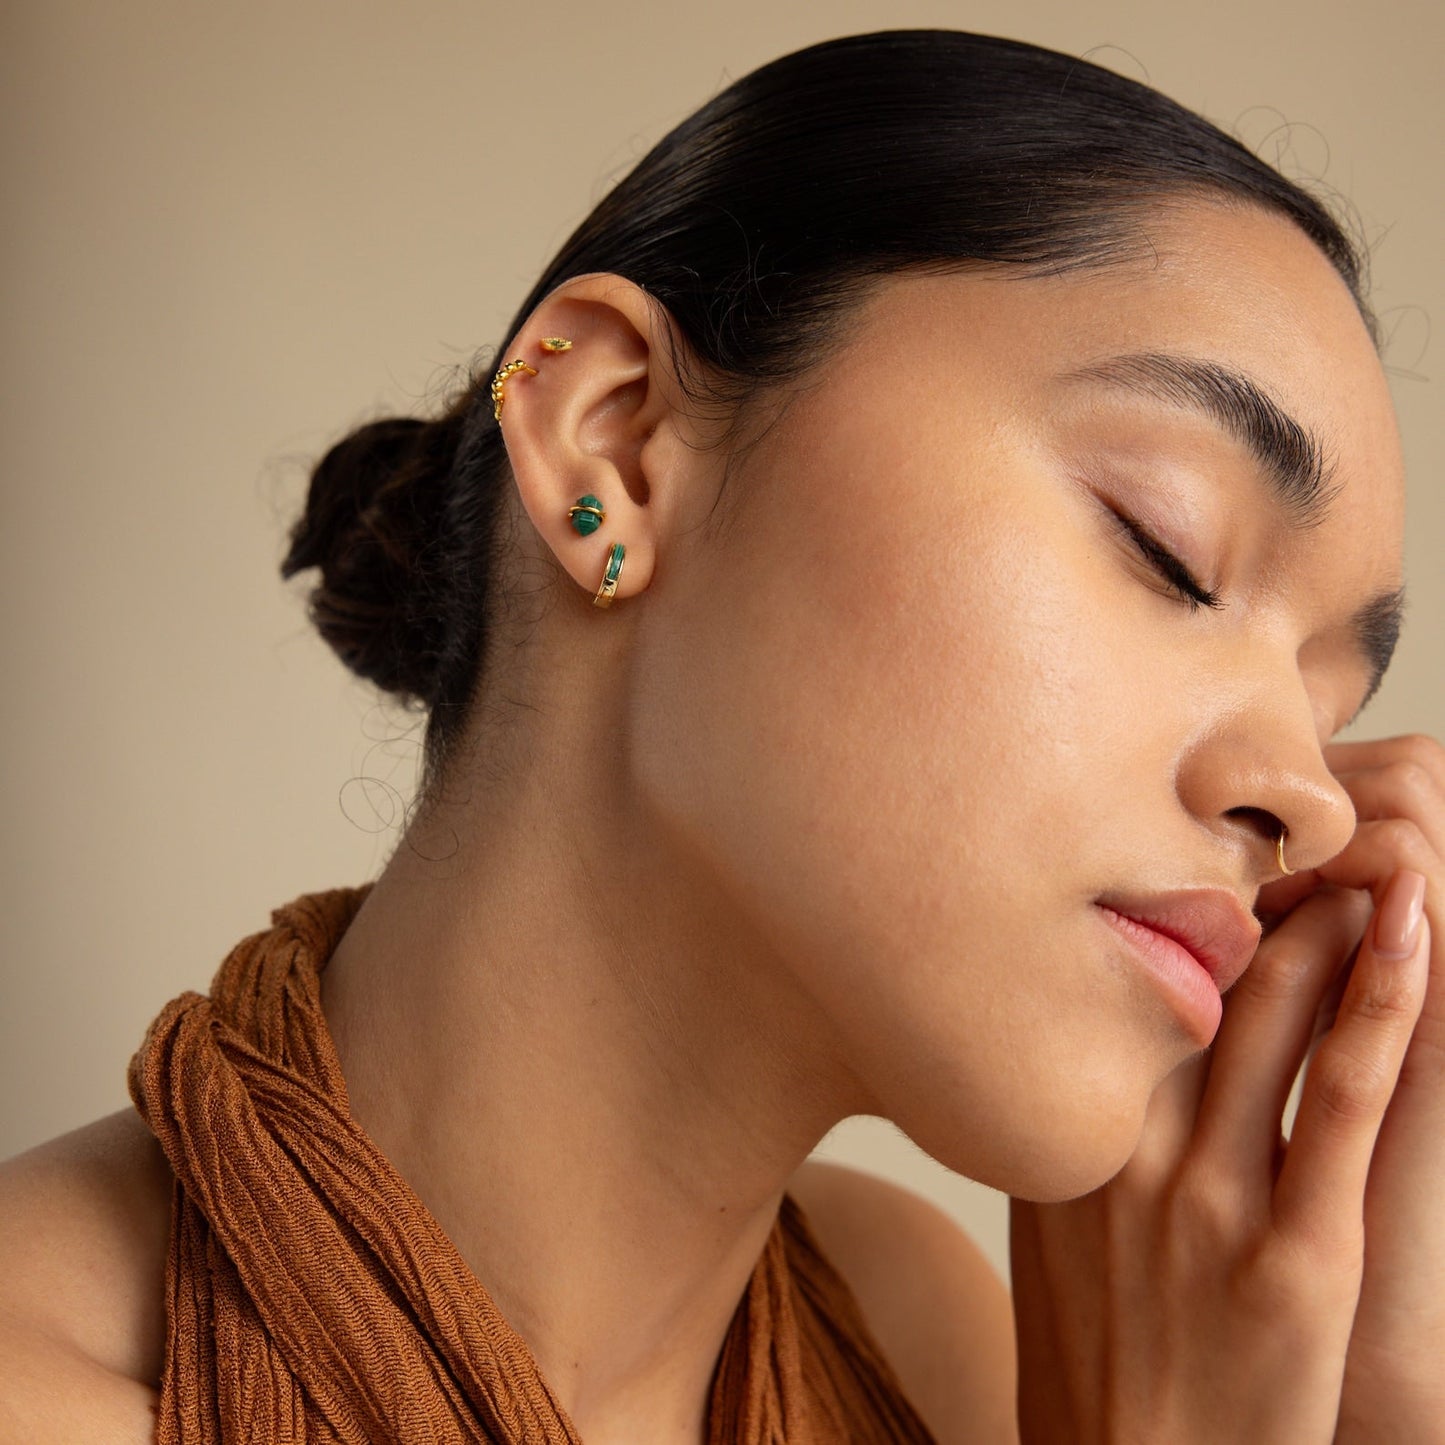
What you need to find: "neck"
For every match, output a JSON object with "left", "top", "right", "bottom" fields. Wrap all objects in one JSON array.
[{"left": 320, "top": 743, "right": 868, "bottom": 1440}]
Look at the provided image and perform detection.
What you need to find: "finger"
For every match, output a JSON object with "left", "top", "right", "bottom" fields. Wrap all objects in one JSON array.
[
  {"left": 1330, "top": 765, "right": 1445, "bottom": 858},
  {"left": 1273, "top": 871, "right": 1429, "bottom": 1253},
  {"left": 1305, "top": 938, "right": 1360, "bottom": 1046},
  {"left": 1312, "top": 820, "right": 1445, "bottom": 1049},
  {"left": 1325, "top": 734, "right": 1445, "bottom": 784},
  {"left": 1191, "top": 888, "right": 1370, "bottom": 1180},
  {"left": 1312, "top": 817, "right": 1440, "bottom": 903},
  {"left": 1255, "top": 869, "right": 1332, "bottom": 926}
]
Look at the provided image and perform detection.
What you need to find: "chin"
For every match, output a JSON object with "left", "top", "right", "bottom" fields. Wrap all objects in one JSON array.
[{"left": 898, "top": 1069, "right": 1151, "bottom": 1203}]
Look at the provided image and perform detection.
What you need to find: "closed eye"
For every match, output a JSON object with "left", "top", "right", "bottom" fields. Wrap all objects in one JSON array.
[{"left": 1108, "top": 509, "right": 1223, "bottom": 612}]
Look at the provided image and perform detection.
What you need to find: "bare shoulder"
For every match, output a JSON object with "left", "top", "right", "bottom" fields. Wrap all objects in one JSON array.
[
  {"left": 787, "top": 1158, "right": 1019, "bottom": 1445},
  {"left": 0, "top": 1109, "right": 170, "bottom": 1443}
]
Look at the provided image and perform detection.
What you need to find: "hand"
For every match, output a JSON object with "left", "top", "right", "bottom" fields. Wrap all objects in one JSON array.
[
  {"left": 1314, "top": 736, "right": 1445, "bottom": 1441},
  {"left": 1009, "top": 738, "right": 1434, "bottom": 1444}
]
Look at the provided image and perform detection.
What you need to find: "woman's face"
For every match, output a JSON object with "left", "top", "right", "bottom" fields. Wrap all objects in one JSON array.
[{"left": 626, "top": 199, "right": 1406, "bottom": 1199}]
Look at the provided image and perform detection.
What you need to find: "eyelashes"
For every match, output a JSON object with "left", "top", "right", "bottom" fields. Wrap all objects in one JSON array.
[{"left": 1107, "top": 508, "right": 1224, "bottom": 613}]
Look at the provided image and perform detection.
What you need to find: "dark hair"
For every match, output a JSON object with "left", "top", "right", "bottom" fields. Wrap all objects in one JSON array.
[{"left": 280, "top": 28, "right": 1373, "bottom": 805}]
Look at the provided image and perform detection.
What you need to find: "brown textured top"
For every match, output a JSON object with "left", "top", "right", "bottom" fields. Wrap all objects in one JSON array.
[{"left": 128, "top": 885, "right": 938, "bottom": 1443}]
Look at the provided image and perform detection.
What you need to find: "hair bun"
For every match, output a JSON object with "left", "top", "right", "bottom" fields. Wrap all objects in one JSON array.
[{"left": 281, "top": 412, "right": 464, "bottom": 706}]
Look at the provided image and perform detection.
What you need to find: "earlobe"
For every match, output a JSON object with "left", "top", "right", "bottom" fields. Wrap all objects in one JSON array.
[
  {"left": 492, "top": 275, "right": 693, "bottom": 611},
  {"left": 561, "top": 487, "right": 627, "bottom": 608}
]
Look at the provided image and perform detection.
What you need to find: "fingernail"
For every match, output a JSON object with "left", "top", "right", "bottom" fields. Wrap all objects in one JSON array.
[{"left": 1374, "top": 870, "right": 1428, "bottom": 959}]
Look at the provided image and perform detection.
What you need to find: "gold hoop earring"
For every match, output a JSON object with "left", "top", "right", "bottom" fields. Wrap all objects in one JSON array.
[
  {"left": 490, "top": 360, "right": 537, "bottom": 420},
  {"left": 1276, "top": 827, "right": 1296, "bottom": 877},
  {"left": 593, "top": 541, "right": 625, "bottom": 608}
]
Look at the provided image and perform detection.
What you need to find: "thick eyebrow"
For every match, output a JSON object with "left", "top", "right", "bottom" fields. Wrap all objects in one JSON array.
[
  {"left": 1061, "top": 351, "right": 1339, "bottom": 528},
  {"left": 1061, "top": 350, "right": 1405, "bottom": 717}
]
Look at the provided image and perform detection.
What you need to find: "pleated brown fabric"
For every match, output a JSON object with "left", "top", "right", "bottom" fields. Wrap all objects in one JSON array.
[{"left": 128, "top": 886, "right": 939, "bottom": 1443}]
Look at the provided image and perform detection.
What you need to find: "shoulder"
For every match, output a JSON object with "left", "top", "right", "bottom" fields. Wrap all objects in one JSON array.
[
  {"left": 0, "top": 1110, "right": 170, "bottom": 1443},
  {"left": 786, "top": 1158, "right": 1019, "bottom": 1445}
]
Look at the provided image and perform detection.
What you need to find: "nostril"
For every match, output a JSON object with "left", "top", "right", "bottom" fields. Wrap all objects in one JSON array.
[{"left": 1224, "top": 805, "right": 1286, "bottom": 849}]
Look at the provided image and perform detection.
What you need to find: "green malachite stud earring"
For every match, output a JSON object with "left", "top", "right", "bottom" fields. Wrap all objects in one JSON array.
[
  {"left": 540, "top": 337, "right": 573, "bottom": 353},
  {"left": 593, "top": 541, "right": 625, "bottom": 608},
  {"left": 567, "top": 495, "right": 606, "bottom": 536}
]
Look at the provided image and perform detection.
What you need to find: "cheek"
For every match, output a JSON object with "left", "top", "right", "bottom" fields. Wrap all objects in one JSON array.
[
  {"left": 627, "top": 434, "right": 1192, "bottom": 1196},
  {"left": 633, "top": 468, "right": 1099, "bottom": 905}
]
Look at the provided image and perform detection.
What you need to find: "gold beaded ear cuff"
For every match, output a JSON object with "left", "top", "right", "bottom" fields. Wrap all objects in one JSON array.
[
  {"left": 490, "top": 336, "right": 573, "bottom": 419},
  {"left": 490, "top": 360, "right": 536, "bottom": 420}
]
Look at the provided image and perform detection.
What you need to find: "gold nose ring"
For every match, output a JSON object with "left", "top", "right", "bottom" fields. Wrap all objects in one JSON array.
[{"left": 1276, "top": 826, "right": 1296, "bottom": 877}]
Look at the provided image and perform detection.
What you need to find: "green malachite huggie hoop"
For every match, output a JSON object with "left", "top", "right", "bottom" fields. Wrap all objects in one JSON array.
[
  {"left": 593, "top": 541, "right": 625, "bottom": 608},
  {"left": 567, "top": 494, "right": 606, "bottom": 536}
]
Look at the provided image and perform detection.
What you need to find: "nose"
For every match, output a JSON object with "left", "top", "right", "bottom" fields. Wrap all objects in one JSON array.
[{"left": 1175, "top": 676, "right": 1357, "bottom": 882}]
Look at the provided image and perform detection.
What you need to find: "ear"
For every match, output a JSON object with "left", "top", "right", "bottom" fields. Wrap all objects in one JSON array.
[{"left": 493, "top": 272, "right": 711, "bottom": 609}]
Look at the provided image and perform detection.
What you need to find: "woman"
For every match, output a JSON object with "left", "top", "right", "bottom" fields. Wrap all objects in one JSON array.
[{"left": 1, "top": 26, "right": 1440, "bottom": 1443}]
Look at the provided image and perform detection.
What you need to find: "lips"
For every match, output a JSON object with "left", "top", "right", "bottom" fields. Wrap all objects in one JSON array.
[{"left": 1094, "top": 889, "right": 1262, "bottom": 994}]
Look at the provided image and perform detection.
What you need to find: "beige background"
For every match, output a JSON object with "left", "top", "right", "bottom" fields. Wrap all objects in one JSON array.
[{"left": 3, "top": 0, "right": 1441, "bottom": 1282}]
